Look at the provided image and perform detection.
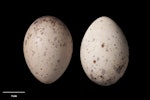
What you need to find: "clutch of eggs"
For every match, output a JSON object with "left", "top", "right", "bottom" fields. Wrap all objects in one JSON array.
[
  {"left": 23, "top": 16, "right": 73, "bottom": 84},
  {"left": 80, "top": 16, "right": 129, "bottom": 86}
]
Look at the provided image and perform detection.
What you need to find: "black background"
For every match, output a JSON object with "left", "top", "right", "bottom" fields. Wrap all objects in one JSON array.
[{"left": 0, "top": 1, "right": 148, "bottom": 99}]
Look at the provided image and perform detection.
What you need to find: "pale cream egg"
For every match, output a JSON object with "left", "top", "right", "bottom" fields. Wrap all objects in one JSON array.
[
  {"left": 80, "top": 16, "right": 129, "bottom": 86},
  {"left": 23, "top": 16, "right": 73, "bottom": 84}
]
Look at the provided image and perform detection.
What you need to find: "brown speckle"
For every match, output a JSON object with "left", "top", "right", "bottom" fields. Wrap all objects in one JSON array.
[
  {"left": 52, "top": 55, "right": 54, "bottom": 58},
  {"left": 35, "top": 72, "right": 38, "bottom": 74},
  {"left": 116, "top": 31, "right": 119, "bottom": 34},
  {"left": 27, "top": 36, "right": 29, "bottom": 40},
  {"left": 40, "top": 68, "right": 43, "bottom": 70},
  {"left": 93, "top": 60, "right": 96, "bottom": 63},
  {"left": 101, "top": 43, "right": 105, "bottom": 48},
  {"left": 62, "top": 43, "right": 66, "bottom": 47},
  {"left": 97, "top": 57, "right": 99, "bottom": 61},
  {"left": 91, "top": 69, "right": 93, "bottom": 72},
  {"left": 34, "top": 20, "right": 38, "bottom": 24},
  {"left": 55, "top": 45, "right": 57, "bottom": 48},
  {"left": 24, "top": 40, "right": 27, "bottom": 45},
  {"left": 50, "top": 18, "right": 56, "bottom": 26},
  {"left": 100, "top": 75, "right": 104, "bottom": 79},
  {"left": 60, "top": 43, "right": 62, "bottom": 47},
  {"left": 57, "top": 59, "right": 60, "bottom": 63},
  {"left": 43, "top": 18, "right": 48, "bottom": 22},
  {"left": 114, "top": 64, "right": 124, "bottom": 74},
  {"left": 106, "top": 48, "right": 109, "bottom": 52},
  {"left": 114, "top": 44, "right": 116, "bottom": 46},
  {"left": 101, "top": 69, "right": 105, "bottom": 75},
  {"left": 90, "top": 74, "right": 96, "bottom": 80},
  {"left": 54, "top": 37, "right": 57, "bottom": 41},
  {"left": 32, "top": 50, "right": 35, "bottom": 56},
  {"left": 29, "top": 34, "right": 32, "bottom": 38},
  {"left": 106, "top": 59, "right": 108, "bottom": 62},
  {"left": 54, "top": 68, "right": 57, "bottom": 71},
  {"left": 43, "top": 52, "right": 46, "bottom": 56},
  {"left": 41, "top": 32, "right": 44, "bottom": 35},
  {"left": 92, "top": 38, "right": 95, "bottom": 42},
  {"left": 121, "top": 57, "right": 125, "bottom": 61},
  {"left": 52, "top": 27, "right": 55, "bottom": 31}
]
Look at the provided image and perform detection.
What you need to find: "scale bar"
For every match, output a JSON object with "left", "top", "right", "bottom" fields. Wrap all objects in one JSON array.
[{"left": 2, "top": 91, "right": 25, "bottom": 93}]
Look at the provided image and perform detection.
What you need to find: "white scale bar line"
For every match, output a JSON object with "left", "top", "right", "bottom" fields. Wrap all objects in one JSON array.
[{"left": 2, "top": 91, "right": 25, "bottom": 93}]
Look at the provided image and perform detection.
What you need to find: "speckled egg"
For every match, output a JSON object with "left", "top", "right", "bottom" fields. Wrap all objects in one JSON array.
[
  {"left": 80, "top": 16, "right": 129, "bottom": 86},
  {"left": 23, "top": 16, "right": 73, "bottom": 84}
]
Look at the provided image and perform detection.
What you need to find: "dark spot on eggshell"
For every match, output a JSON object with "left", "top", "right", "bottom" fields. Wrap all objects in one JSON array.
[
  {"left": 60, "top": 43, "right": 62, "bottom": 47},
  {"left": 52, "top": 55, "right": 54, "bottom": 58},
  {"left": 100, "top": 75, "right": 104, "bottom": 79},
  {"left": 106, "top": 48, "right": 109, "bottom": 52},
  {"left": 57, "top": 59, "right": 60, "bottom": 63},
  {"left": 43, "top": 52, "right": 46, "bottom": 56},
  {"left": 91, "top": 69, "right": 93, "bottom": 72},
  {"left": 43, "top": 18, "right": 48, "bottom": 22},
  {"left": 29, "top": 34, "right": 32, "bottom": 38},
  {"left": 40, "top": 68, "right": 43, "bottom": 70},
  {"left": 97, "top": 57, "right": 99, "bottom": 61},
  {"left": 54, "top": 68, "right": 57, "bottom": 71},
  {"left": 101, "top": 43, "right": 105, "bottom": 48},
  {"left": 32, "top": 50, "right": 35, "bottom": 56},
  {"left": 33, "top": 20, "right": 38, "bottom": 24},
  {"left": 49, "top": 18, "right": 56, "bottom": 26},
  {"left": 62, "top": 43, "right": 66, "bottom": 47},
  {"left": 41, "top": 32, "right": 44, "bottom": 35},
  {"left": 54, "top": 37, "right": 57, "bottom": 41},
  {"left": 24, "top": 40, "right": 27, "bottom": 45},
  {"left": 114, "top": 64, "right": 124, "bottom": 74},
  {"left": 116, "top": 31, "right": 119, "bottom": 34},
  {"left": 92, "top": 38, "right": 95, "bottom": 42},
  {"left": 35, "top": 72, "right": 39, "bottom": 74},
  {"left": 27, "top": 36, "right": 29, "bottom": 40},
  {"left": 90, "top": 74, "right": 97, "bottom": 80},
  {"left": 55, "top": 45, "right": 57, "bottom": 48},
  {"left": 93, "top": 60, "right": 96, "bottom": 63},
  {"left": 101, "top": 69, "right": 105, "bottom": 75},
  {"left": 106, "top": 59, "right": 108, "bottom": 62},
  {"left": 121, "top": 56, "right": 125, "bottom": 61},
  {"left": 105, "top": 78, "right": 113, "bottom": 85}
]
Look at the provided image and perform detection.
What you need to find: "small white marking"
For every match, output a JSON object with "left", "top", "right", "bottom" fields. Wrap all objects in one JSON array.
[
  {"left": 2, "top": 91, "right": 25, "bottom": 93},
  {"left": 11, "top": 94, "right": 17, "bottom": 98}
]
